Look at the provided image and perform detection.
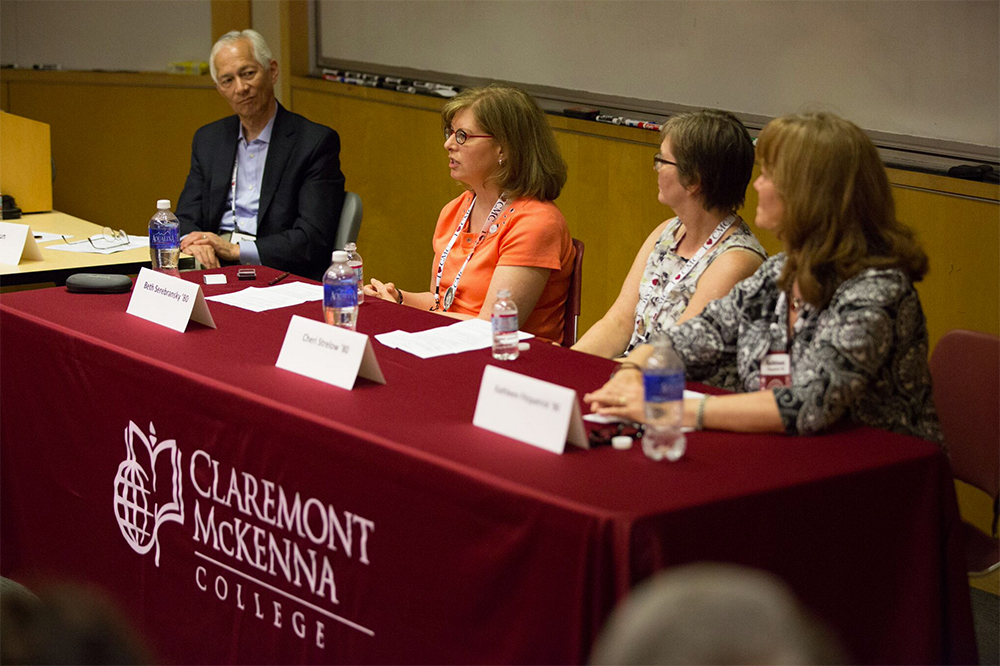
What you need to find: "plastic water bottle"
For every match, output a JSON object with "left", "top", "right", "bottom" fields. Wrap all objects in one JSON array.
[
  {"left": 322, "top": 250, "right": 358, "bottom": 330},
  {"left": 491, "top": 289, "right": 519, "bottom": 361},
  {"left": 642, "top": 335, "right": 686, "bottom": 461},
  {"left": 148, "top": 199, "right": 180, "bottom": 274},
  {"left": 344, "top": 242, "right": 364, "bottom": 305}
]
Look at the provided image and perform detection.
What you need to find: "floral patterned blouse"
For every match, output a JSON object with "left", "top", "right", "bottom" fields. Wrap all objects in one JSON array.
[
  {"left": 626, "top": 216, "right": 766, "bottom": 354},
  {"left": 667, "top": 254, "right": 943, "bottom": 443}
]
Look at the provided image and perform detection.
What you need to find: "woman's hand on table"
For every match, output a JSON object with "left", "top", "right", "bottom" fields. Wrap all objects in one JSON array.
[
  {"left": 364, "top": 278, "right": 401, "bottom": 304},
  {"left": 583, "top": 367, "right": 646, "bottom": 422}
]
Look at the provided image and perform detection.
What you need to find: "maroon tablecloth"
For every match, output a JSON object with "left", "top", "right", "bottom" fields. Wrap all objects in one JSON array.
[{"left": 0, "top": 266, "right": 976, "bottom": 664}]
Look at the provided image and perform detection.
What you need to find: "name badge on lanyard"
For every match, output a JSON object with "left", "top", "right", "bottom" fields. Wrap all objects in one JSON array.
[
  {"left": 229, "top": 154, "right": 257, "bottom": 243},
  {"left": 759, "top": 353, "right": 791, "bottom": 390},
  {"left": 230, "top": 231, "right": 257, "bottom": 244},
  {"left": 435, "top": 194, "right": 507, "bottom": 312},
  {"left": 760, "top": 307, "right": 792, "bottom": 390}
]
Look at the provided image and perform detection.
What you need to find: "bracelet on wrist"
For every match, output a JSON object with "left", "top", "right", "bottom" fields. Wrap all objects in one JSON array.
[
  {"left": 609, "top": 362, "right": 642, "bottom": 379},
  {"left": 395, "top": 290, "right": 404, "bottom": 305},
  {"left": 695, "top": 394, "right": 709, "bottom": 431}
]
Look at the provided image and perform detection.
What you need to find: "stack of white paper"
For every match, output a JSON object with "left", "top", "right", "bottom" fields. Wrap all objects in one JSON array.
[
  {"left": 205, "top": 282, "right": 323, "bottom": 313},
  {"left": 376, "top": 318, "right": 533, "bottom": 359}
]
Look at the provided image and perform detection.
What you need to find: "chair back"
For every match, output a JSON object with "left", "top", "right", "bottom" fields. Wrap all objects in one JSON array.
[
  {"left": 561, "top": 238, "right": 584, "bottom": 347},
  {"left": 930, "top": 329, "right": 1000, "bottom": 500},
  {"left": 335, "top": 192, "right": 363, "bottom": 250}
]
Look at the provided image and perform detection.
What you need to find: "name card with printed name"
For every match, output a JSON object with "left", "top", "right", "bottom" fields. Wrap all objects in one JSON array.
[
  {"left": 0, "top": 222, "right": 43, "bottom": 265},
  {"left": 473, "top": 365, "right": 588, "bottom": 454},
  {"left": 126, "top": 268, "right": 216, "bottom": 332},
  {"left": 275, "top": 314, "right": 386, "bottom": 390}
]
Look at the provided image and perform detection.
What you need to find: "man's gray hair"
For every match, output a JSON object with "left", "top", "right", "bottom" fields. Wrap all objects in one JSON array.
[
  {"left": 209, "top": 29, "right": 273, "bottom": 84},
  {"left": 590, "top": 564, "right": 847, "bottom": 665}
]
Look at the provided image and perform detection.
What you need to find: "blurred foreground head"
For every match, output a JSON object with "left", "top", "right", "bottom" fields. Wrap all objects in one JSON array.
[
  {"left": 590, "top": 563, "right": 846, "bottom": 665},
  {"left": 1, "top": 578, "right": 150, "bottom": 665}
]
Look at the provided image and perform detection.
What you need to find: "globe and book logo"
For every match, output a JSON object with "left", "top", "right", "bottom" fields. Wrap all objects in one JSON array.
[{"left": 113, "top": 421, "right": 184, "bottom": 566}]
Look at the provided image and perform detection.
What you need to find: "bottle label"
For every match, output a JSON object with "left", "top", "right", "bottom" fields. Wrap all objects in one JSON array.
[
  {"left": 644, "top": 371, "right": 684, "bottom": 403},
  {"left": 492, "top": 312, "right": 518, "bottom": 334},
  {"left": 324, "top": 282, "right": 358, "bottom": 308},
  {"left": 150, "top": 227, "right": 179, "bottom": 249},
  {"left": 349, "top": 262, "right": 363, "bottom": 291}
]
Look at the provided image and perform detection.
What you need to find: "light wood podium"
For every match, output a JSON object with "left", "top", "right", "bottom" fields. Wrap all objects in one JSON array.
[{"left": 0, "top": 111, "right": 54, "bottom": 213}]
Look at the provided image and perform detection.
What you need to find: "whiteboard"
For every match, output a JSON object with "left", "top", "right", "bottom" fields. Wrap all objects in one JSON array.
[
  {"left": 1, "top": 0, "right": 210, "bottom": 73},
  {"left": 317, "top": 0, "right": 999, "bottom": 155}
]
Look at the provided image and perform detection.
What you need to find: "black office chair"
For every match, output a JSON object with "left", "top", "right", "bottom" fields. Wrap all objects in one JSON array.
[{"left": 335, "top": 192, "right": 363, "bottom": 250}]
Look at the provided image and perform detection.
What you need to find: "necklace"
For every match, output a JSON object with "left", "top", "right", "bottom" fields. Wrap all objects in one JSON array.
[{"left": 790, "top": 294, "right": 805, "bottom": 314}]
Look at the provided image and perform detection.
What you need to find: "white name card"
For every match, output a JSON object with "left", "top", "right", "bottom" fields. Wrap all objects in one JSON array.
[
  {"left": 126, "top": 267, "right": 216, "bottom": 332},
  {"left": 275, "top": 314, "right": 386, "bottom": 390},
  {"left": 0, "top": 222, "right": 43, "bottom": 265},
  {"left": 473, "top": 365, "right": 588, "bottom": 454}
]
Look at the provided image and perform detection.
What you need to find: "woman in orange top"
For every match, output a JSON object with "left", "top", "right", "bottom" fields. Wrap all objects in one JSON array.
[{"left": 364, "top": 84, "right": 574, "bottom": 344}]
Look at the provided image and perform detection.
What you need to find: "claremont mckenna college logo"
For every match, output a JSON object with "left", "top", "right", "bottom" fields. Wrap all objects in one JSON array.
[
  {"left": 111, "top": 420, "right": 378, "bottom": 645},
  {"left": 114, "top": 421, "right": 184, "bottom": 567}
]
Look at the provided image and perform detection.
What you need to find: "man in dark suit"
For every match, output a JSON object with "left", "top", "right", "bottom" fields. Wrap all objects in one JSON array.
[{"left": 177, "top": 29, "right": 345, "bottom": 281}]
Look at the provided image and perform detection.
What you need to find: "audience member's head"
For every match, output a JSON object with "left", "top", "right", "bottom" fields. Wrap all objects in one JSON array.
[
  {"left": 1, "top": 578, "right": 150, "bottom": 665},
  {"left": 660, "top": 109, "right": 756, "bottom": 214},
  {"left": 442, "top": 84, "right": 567, "bottom": 201},
  {"left": 589, "top": 563, "right": 846, "bottom": 665},
  {"left": 756, "top": 111, "right": 928, "bottom": 307}
]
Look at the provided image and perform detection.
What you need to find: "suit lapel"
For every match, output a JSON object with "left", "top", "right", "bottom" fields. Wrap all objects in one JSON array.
[
  {"left": 209, "top": 116, "right": 241, "bottom": 232},
  {"left": 257, "top": 104, "right": 295, "bottom": 232}
]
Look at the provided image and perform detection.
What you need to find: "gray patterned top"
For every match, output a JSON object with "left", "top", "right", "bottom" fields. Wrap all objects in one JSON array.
[
  {"left": 626, "top": 216, "right": 766, "bottom": 354},
  {"left": 667, "top": 254, "right": 943, "bottom": 443}
]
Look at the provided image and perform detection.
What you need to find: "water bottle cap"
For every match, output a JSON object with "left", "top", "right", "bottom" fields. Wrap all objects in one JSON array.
[
  {"left": 344, "top": 242, "right": 357, "bottom": 252},
  {"left": 156, "top": 199, "right": 171, "bottom": 210},
  {"left": 497, "top": 289, "right": 512, "bottom": 299},
  {"left": 331, "top": 250, "right": 349, "bottom": 262},
  {"left": 611, "top": 435, "right": 633, "bottom": 450}
]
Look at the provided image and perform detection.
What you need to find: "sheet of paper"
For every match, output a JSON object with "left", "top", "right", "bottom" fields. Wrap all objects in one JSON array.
[
  {"left": 384, "top": 318, "right": 534, "bottom": 359},
  {"left": 267, "top": 281, "right": 323, "bottom": 302},
  {"left": 47, "top": 234, "right": 149, "bottom": 255},
  {"left": 374, "top": 330, "right": 411, "bottom": 349},
  {"left": 32, "top": 231, "right": 66, "bottom": 243},
  {"left": 205, "top": 282, "right": 323, "bottom": 313}
]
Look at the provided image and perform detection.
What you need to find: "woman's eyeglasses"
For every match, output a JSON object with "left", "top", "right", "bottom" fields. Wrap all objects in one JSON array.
[
  {"left": 588, "top": 421, "right": 645, "bottom": 447},
  {"left": 444, "top": 128, "right": 493, "bottom": 145},
  {"left": 62, "top": 227, "right": 131, "bottom": 250},
  {"left": 653, "top": 154, "right": 678, "bottom": 172}
]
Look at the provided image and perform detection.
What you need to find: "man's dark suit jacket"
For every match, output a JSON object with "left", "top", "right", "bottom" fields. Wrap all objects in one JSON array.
[{"left": 176, "top": 103, "right": 346, "bottom": 281}]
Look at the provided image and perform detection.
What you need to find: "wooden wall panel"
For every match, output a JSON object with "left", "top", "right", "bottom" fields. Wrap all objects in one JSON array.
[
  {"left": 4, "top": 71, "right": 232, "bottom": 235},
  {"left": 896, "top": 188, "right": 999, "bottom": 347},
  {"left": 291, "top": 77, "right": 998, "bottom": 349},
  {"left": 292, "top": 84, "right": 459, "bottom": 296},
  {"left": 211, "top": 0, "right": 253, "bottom": 42}
]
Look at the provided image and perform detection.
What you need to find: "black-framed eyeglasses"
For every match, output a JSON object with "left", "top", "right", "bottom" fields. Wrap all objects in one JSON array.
[
  {"left": 62, "top": 227, "right": 130, "bottom": 250},
  {"left": 588, "top": 421, "right": 645, "bottom": 447},
  {"left": 653, "top": 154, "right": 678, "bottom": 172},
  {"left": 444, "top": 127, "right": 493, "bottom": 145}
]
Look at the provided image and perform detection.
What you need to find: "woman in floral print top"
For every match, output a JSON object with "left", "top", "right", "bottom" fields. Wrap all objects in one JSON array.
[
  {"left": 586, "top": 112, "right": 942, "bottom": 443},
  {"left": 573, "top": 109, "right": 765, "bottom": 360}
]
